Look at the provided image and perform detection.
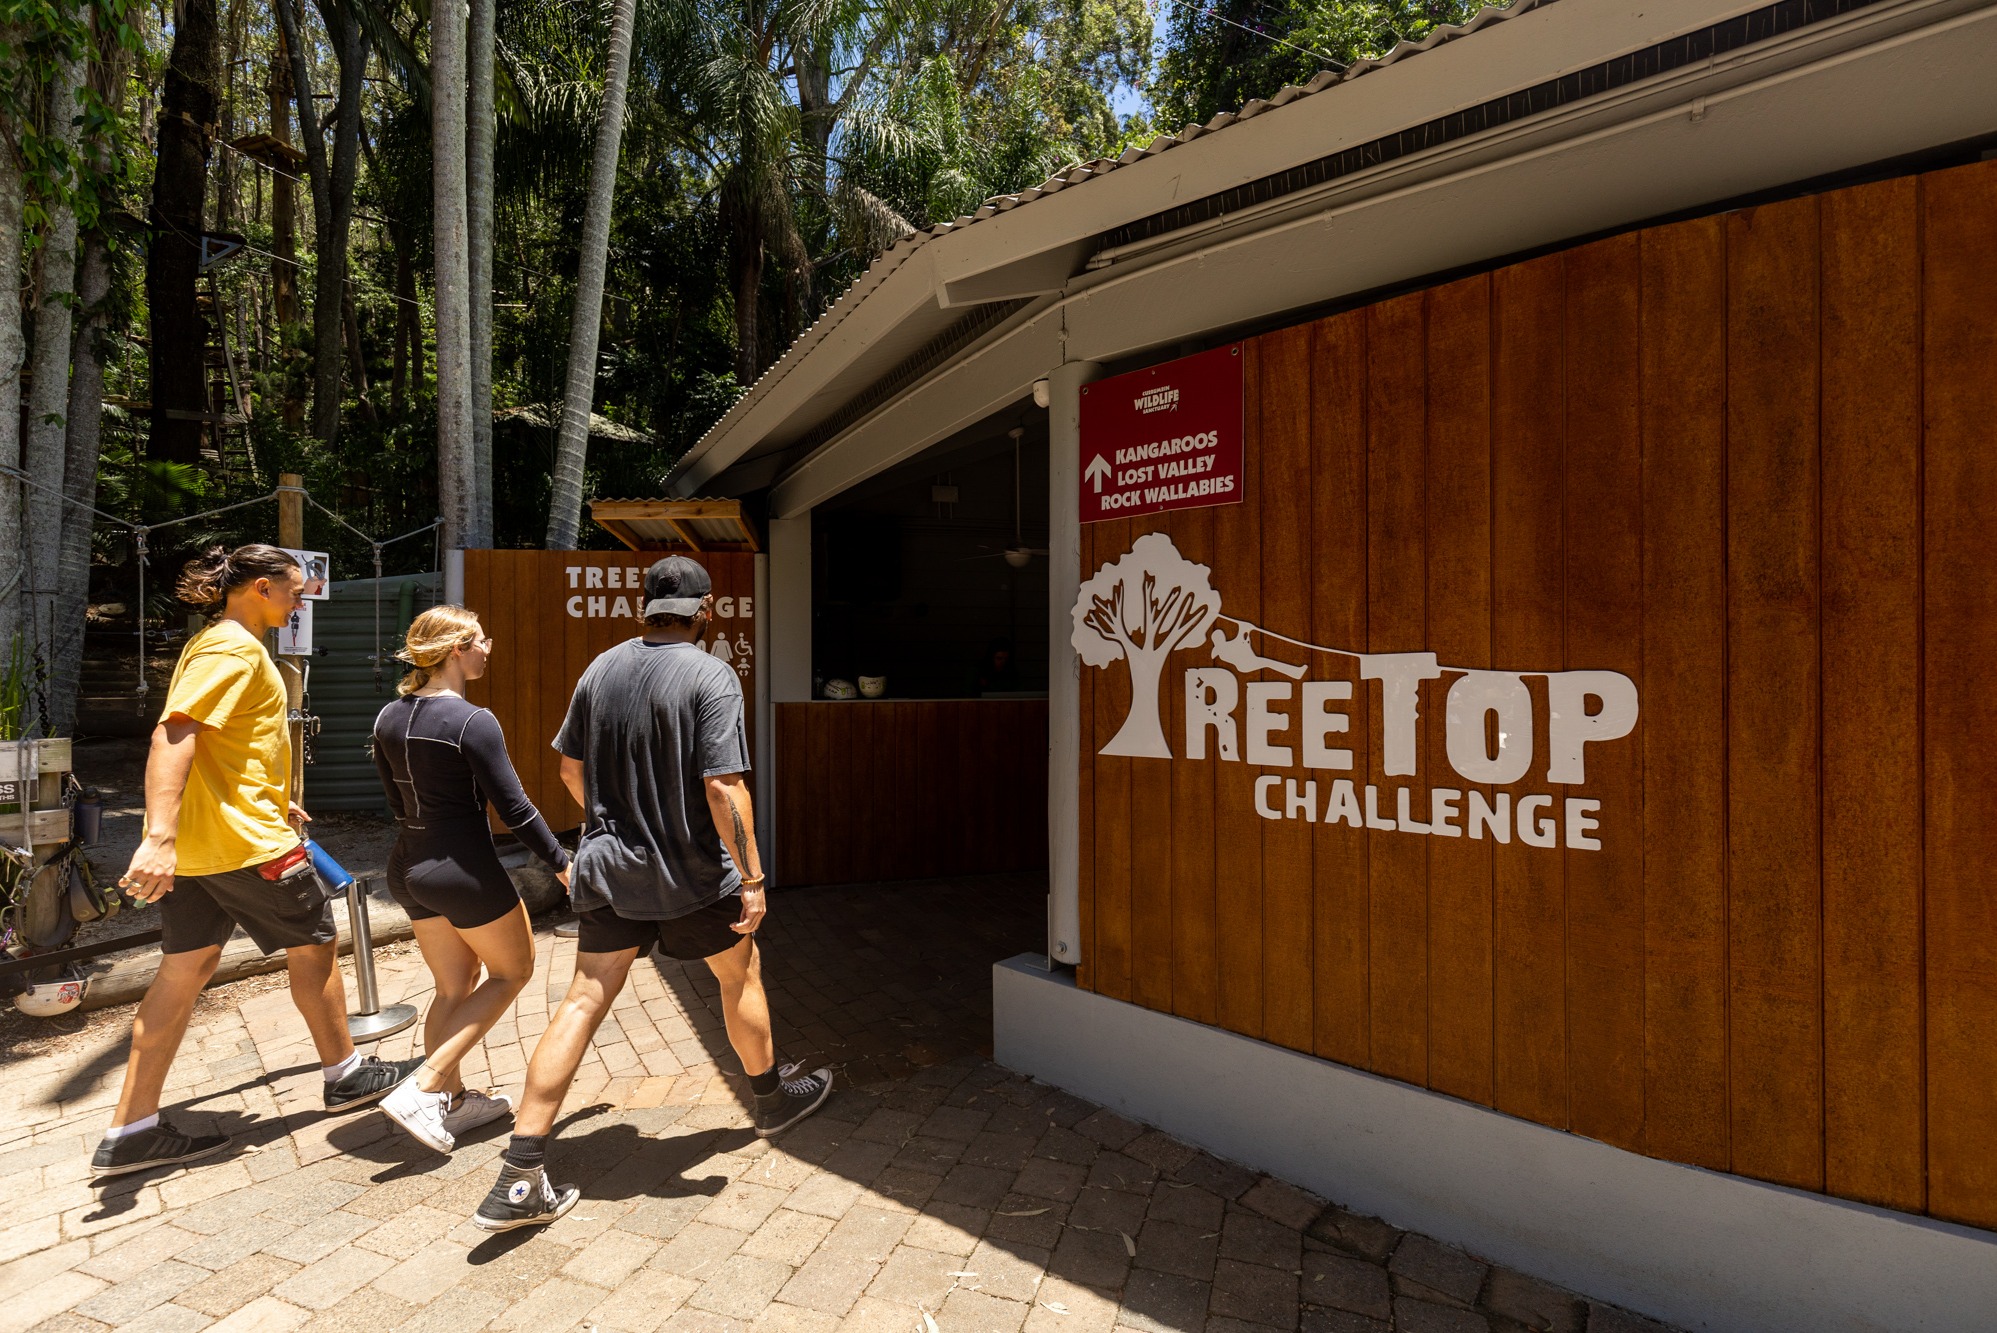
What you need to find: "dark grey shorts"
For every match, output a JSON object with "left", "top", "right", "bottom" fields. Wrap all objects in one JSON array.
[
  {"left": 576, "top": 894, "right": 748, "bottom": 961},
  {"left": 159, "top": 865, "right": 338, "bottom": 955}
]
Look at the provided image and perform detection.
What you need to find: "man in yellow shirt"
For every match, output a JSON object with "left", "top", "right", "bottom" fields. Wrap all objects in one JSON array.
[{"left": 91, "top": 545, "right": 420, "bottom": 1179}]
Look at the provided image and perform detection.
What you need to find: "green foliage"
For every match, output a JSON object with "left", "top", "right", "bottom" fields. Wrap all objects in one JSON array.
[
  {"left": 0, "top": 635, "right": 25, "bottom": 742},
  {"left": 1, "top": 0, "right": 148, "bottom": 241},
  {"left": 1149, "top": 0, "right": 1489, "bottom": 133}
]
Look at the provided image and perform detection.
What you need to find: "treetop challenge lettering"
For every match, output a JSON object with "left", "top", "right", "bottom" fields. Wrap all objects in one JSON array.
[
  {"left": 1071, "top": 533, "right": 1639, "bottom": 851},
  {"left": 562, "top": 565, "right": 755, "bottom": 678}
]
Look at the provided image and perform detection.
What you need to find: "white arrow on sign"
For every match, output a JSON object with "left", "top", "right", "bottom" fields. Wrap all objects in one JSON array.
[{"left": 1085, "top": 454, "right": 1113, "bottom": 494}]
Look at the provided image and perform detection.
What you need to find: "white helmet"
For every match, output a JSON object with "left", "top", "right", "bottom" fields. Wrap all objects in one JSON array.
[{"left": 13, "top": 973, "right": 87, "bottom": 1018}]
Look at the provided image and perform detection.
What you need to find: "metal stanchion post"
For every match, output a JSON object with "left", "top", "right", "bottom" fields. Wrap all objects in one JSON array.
[{"left": 344, "top": 873, "right": 417, "bottom": 1043}]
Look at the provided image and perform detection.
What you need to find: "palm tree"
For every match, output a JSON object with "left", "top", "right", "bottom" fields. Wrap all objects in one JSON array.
[
  {"left": 275, "top": 0, "right": 369, "bottom": 446},
  {"left": 434, "top": 0, "right": 474, "bottom": 549},
  {"left": 544, "top": 0, "right": 639, "bottom": 551}
]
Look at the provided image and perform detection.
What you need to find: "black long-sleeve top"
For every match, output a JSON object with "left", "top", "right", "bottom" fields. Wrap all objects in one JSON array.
[{"left": 371, "top": 693, "right": 569, "bottom": 871}]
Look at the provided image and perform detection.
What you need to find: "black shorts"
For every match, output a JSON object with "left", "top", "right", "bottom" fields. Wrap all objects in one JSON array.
[
  {"left": 577, "top": 894, "right": 748, "bottom": 961},
  {"left": 160, "top": 865, "right": 337, "bottom": 956},
  {"left": 385, "top": 822, "right": 521, "bottom": 931}
]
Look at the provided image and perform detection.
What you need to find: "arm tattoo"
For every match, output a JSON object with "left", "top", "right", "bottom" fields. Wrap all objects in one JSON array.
[{"left": 728, "top": 794, "right": 751, "bottom": 871}]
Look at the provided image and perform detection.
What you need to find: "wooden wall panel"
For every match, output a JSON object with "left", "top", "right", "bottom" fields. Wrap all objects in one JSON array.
[
  {"left": 1214, "top": 353, "right": 1265, "bottom": 1038},
  {"left": 1127, "top": 500, "right": 1185, "bottom": 1014},
  {"left": 1309, "top": 311, "right": 1371, "bottom": 1071},
  {"left": 1490, "top": 255, "right": 1569, "bottom": 1129},
  {"left": 1261, "top": 325, "right": 1316, "bottom": 1054},
  {"left": 1168, "top": 508, "right": 1218, "bottom": 1026},
  {"left": 464, "top": 550, "right": 758, "bottom": 833},
  {"left": 1820, "top": 176, "right": 1925, "bottom": 1214},
  {"left": 1922, "top": 159, "right": 1997, "bottom": 1231},
  {"left": 1562, "top": 235, "right": 1646, "bottom": 1151},
  {"left": 1725, "top": 197, "right": 1824, "bottom": 1192},
  {"left": 1078, "top": 523, "right": 1096, "bottom": 993},
  {"left": 1066, "top": 157, "right": 1996, "bottom": 1227},
  {"left": 1365, "top": 292, "right": 1430, "bottom": 1086},
  {"left": 1637, "top": 216, "right": 1730, "bottom": 1172},
  {"left": 1423, "top": 275, "right": 1494, "bottom": 1107},
  {"left": 1094, "top": 518, "right": 1135, "bottom": 1002}
]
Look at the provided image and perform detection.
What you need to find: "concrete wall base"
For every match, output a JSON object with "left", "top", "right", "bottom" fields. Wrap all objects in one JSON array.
[{"left": 991, "top": 954, "right": 1997, "bottom": 1333}]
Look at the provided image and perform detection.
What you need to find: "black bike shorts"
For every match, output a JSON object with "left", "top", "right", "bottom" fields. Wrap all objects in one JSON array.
[{"left": 385, "top": 821, "right": 521, "bottom": 931}]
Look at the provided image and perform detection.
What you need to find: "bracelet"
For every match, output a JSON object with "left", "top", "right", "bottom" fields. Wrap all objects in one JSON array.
[{"left": 740, "top": 875, "right": 765, "bottom": 887}]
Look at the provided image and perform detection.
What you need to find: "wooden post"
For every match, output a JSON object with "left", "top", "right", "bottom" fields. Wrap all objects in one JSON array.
[{"left": 277, "top": 473, "right": 305, "bottom": 801}]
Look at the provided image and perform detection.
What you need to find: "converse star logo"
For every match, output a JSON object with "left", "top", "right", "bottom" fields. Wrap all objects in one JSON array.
[{"left": 507, "top": 1179, "right": 532, "bottom": 1205}]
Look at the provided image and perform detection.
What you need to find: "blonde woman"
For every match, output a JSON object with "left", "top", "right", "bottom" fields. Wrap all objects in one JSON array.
[{"left": 370, "top": 606, "right": 570, "bottom": 1152}]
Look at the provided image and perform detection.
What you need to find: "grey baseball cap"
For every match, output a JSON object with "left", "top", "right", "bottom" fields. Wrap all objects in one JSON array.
[{"left": 643, "top": 555, "right": 712, "bottom": 617}]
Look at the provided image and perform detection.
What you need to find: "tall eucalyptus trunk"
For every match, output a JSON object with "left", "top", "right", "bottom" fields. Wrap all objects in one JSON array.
[
  {"left": 24, "top": 23, "right": 88, "bottom": 690},
  {"left": 0, "top": 20, "right": 26, "bottom": 657},
  {"left": 544, "top": 0, "right": 638, "bottom": 551},
  {"left": 432, "top": 0, "right": 473, "bottom": 549},
  {"left": 268, "top": 16, "right": 303, "bottom": 424},
  {"left": 145, "top": 0, "right": 220, "bottom": 464},
  {"left": 467, "top": 0, "right": 497, "bottom": 548},
  {"left": 50, "top": 232, "right": 113, "bottom": 738}
]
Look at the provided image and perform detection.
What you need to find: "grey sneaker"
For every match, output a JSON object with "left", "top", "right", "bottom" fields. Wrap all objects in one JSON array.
[
  {"left": 441, "top": 1088, "right": 514, "bottom": 1139},
  {"left": 89, "top": 1118, "right": 231, "bottom": 1179},
  {"left": 473, "top": 1162, "right": 580, "bottom": 1232},
  {"left": 754, "top": 1063, "right": 834, "bottom": 1138}
]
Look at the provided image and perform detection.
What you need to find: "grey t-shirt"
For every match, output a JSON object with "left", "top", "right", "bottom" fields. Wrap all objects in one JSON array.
[{"left": 553, "top": 638, "right": 751, "bottom": 920}]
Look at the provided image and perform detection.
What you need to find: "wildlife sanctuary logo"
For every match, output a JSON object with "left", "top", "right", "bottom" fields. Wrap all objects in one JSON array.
[
  {"left": 1071, "top": 533, "right": 1640, "bottom": 851},
  {"left": 1134, "top": 385, "right": 1181, "bottom": 415}
]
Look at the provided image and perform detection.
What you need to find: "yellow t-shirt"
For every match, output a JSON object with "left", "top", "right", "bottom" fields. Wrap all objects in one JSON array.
[{"left": 154, "top": 619, "right": 295, "bottom": 876}]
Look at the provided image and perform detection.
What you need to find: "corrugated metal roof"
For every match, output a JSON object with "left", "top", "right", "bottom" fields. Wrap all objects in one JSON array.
[{"left": 677, "top": 0, "right": 1550, "bottom": 472}]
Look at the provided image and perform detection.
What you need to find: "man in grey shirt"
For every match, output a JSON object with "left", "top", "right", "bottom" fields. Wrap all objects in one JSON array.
[{"left": 474, "top": 557, "right": 833, "bottom": 1233}]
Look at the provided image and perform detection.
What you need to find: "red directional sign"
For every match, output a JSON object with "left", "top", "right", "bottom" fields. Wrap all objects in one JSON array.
[{"left": 1079, "top": 343, "right": 1244, "bottom": 525}]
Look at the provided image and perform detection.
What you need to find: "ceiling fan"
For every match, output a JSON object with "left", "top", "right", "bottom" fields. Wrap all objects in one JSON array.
[{"left": 969, "top": 427, "right": 1047, "bottom": 567}]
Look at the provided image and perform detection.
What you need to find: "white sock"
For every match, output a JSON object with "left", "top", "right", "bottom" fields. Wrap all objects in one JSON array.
[
  {"left": 106, "top": 1114, "right": 159, "bottom": 1140},
  {"left": 323, "top": 1051, "right": 362, "bottom": 1083}
]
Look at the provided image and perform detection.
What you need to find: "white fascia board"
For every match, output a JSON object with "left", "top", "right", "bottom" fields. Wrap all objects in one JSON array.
[
  {"left": 763, "top": 0, "right": 1997, "bottom": 515},
  {"left": 923, "top": 0, "right": 1811, "bottom": 296}
]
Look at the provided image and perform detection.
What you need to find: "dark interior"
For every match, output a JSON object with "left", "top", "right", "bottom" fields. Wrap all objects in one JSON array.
[{"left": 811, "top": 409, "right": 1050, "bottom": 700}]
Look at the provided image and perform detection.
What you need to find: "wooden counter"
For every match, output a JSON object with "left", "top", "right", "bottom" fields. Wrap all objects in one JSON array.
[{"left": 775, "top": 699, "right": 1047, "bottom": 887}]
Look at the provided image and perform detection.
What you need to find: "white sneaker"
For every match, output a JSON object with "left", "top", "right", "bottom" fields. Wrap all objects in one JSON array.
[
  {"left": 440, "top": 1088, "right": 514, "bottom": 1139},
  {"left": 380, "top": 1075, "right": 456, "bottom": 1153}
]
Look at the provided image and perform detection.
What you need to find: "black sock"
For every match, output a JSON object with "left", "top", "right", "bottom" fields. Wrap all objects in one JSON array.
[
  {"left": 749, "top": 1064, "right": 781, "bottom": 1096},
  {"left": 505, "top": 1134, "right": 547, "bottom": 1171}
]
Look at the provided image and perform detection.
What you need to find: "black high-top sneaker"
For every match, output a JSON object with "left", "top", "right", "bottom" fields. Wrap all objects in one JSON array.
[
  {"left": 89, "top": 1118, "right": 232, "bottom": 1179},
  {"left": 473, "top": 1162, "right": 581, "bottom": 1233},
  {"left": 324, "top": 1055, "right": 425, "bottom": 1114},
  {"left": 754, "top": 1063, "right": 834, "bottom": 1138}
]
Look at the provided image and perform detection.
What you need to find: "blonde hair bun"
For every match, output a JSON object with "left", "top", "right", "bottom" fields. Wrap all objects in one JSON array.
[{"left": 396, "top": 605, "right": 484, "bottom": 696}]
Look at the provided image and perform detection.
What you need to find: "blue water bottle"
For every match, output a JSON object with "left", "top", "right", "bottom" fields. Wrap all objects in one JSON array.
[{"left": 306, "top": 839, "right": 355, "bottom": 892}]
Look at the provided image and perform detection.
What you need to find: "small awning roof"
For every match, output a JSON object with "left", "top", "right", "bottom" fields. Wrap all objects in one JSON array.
[{"left": 589, "top": 498, "right": 762, "bottom": 553}]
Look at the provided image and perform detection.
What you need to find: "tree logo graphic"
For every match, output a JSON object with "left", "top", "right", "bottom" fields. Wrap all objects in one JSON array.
[{"left": 1072, "top": 532, "right": 1220, "bottom": 758}]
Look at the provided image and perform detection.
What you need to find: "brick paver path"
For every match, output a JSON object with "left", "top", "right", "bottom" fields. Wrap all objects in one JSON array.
[{"left": 0, "top": 876, "right": 1679, "bottom": 1333}]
